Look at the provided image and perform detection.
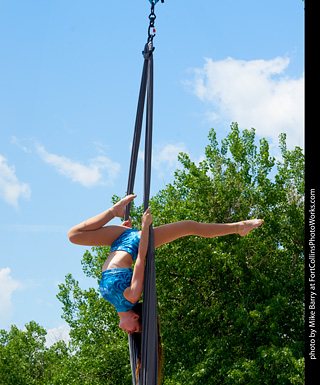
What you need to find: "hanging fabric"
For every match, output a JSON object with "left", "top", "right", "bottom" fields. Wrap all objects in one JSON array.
[
  {"left": 123, "top": 2, "right": 165, "bottom": 383},
  {"left": 124, "top": 29, "right": 158, "bottom": 385},
  {"left": 125, "top": 40, "right": 158, "bottom": 385}
]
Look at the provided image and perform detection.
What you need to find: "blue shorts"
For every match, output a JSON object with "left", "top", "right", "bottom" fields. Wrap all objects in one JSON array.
[{"left": 99, "top": 268, "right": 138, "bottom": 312}]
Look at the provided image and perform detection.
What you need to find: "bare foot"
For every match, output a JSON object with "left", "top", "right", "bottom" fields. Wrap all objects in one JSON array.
[
  {"left": 237, "top": 219, "right": 264, "bottom": 237},
  {"left": 111, "top": 195, "right": 137, "bottom": 218}
]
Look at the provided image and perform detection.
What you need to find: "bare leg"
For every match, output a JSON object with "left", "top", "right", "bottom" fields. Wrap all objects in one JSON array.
[
  {"left": 68, "top": 195, "right": 136, "bottom": 246},
  {"left": 68, "top": 225, "right": 128, "bottom": 247},
  {"left": 68, "top": 193, "right": 263, "bottom": 247},
  {"left": 153, "top": 219, "right": 263, "bottom": 248}
]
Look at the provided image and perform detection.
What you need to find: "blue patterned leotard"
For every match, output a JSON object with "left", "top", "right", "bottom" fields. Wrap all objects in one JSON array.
[
  {"left": 99, "top": 229, "right": 141, "bottom": 312},
  {"left": 110, "top": 228, "right": 141, "bottom": 261}
]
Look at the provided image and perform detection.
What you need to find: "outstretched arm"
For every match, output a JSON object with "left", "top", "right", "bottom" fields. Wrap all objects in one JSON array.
[
  {"left": 68, "top": 194, "right": 136, "bottom": 246},
  {"left": 124, "top": 209, "right": 153, "bottom": 304}
]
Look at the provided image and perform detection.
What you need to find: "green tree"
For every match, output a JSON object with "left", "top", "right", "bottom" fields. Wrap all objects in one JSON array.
[
  {"left": 57, "top": 124, "right": 304, "bottom": 384},
  {"left": 151, "top": 125, "right": 304, "bottom": 384},
  {"left": 0, "top": 321, "right": 47, "bottom": 384},
  {"left": 56, "top": 272, "right": 132, "bottom": 384},
  {"left": 0, "top": 321, "right": 71, "bottom": 385},
  {"left": 1, "top": 124, "right": 304, "bottom": 384}
]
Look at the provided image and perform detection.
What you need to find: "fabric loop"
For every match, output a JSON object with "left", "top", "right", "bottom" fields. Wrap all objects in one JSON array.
[
  {"left": 142, "top": 41, "right": 155, "bottom": 60},
  {"left": 127, "top": 42, "right": 158, "bottom": 385}
]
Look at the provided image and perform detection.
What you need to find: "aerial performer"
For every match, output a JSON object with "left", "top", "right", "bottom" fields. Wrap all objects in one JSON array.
[{"left": 68, "top": 194, "right": 264, "bottom": 334}]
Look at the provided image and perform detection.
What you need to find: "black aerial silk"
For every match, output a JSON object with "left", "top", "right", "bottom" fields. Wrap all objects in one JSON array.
[{"left": 124, "top": 40, "right": 158, "bottom": 385}]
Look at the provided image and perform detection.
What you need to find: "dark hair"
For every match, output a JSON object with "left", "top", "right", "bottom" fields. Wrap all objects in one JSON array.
[
  {"left": 132, "top": 303, "right": 163, "bottom": 384},
  {"left": 132, "top": 302, "right": 143, "bottom": 319}
]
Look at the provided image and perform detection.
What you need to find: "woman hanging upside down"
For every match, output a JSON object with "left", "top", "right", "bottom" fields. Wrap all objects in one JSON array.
[{"left": 68, "top": 194, "right": 263, "bottom": 335}]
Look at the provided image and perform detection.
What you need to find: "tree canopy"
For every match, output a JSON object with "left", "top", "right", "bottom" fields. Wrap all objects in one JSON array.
[{"left": 0, "top": 124, "right": 305, "bottom": 384}]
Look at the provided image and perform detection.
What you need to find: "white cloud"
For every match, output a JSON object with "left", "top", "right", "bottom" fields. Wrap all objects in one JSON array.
[
  {"left": 138, "top": 142, "right": 189, "bottom": 178},
  {"left": 35, "top": 144, "right": 121, "bottom": 188},
  {"left": 45, "top": 323, "right": 71, "bottom": 347},
  {"left": 153, "top": 143, "right": 188, "bottom": 171},
  {"left": 186, "top": 56, "right": 304, "bottom": 150},
  {"left": 0, "top": 267, "right": 22, "bottom": 329},
  {"left": 11, "top": 136, "right": 32, "bottom": 153},
  {"left": 0, "top": 155, "right": 31, "bottom": 208}
]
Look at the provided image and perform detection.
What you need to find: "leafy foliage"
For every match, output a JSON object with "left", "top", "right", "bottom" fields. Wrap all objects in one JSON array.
[
  {"left": 0, "top": 125, "right": 304, "bottom": 384},
  {"left": 149, "top": 124, "right": 304, "bottom": 384},
  {"left": 0, "top": 321, "right": 71, "bottom": 384}
]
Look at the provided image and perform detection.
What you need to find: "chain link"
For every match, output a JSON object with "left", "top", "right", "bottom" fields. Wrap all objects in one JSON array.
[{"left": 148, "top": 1, "right": 157, "bottom": 42}]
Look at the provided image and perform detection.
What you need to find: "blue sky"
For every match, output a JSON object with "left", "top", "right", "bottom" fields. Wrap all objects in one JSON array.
[{"left": 0, "top": 0, "right": 304, "bottom": 343}]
